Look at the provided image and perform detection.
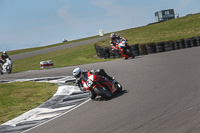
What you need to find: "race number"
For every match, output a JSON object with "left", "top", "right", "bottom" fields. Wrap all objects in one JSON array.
[{"left": 86, "top": 79, "right": 93, "bottom": 87}]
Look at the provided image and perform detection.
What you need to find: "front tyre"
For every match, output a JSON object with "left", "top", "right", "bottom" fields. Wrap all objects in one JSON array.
[
  {"left": 94, "top": 86, "right": 112, "bottom": 100},
  {"left": 126, "top": 49, "right": 135, "bottom": 59},
  {"left": 115, "top": 82, "right": 122, "bottom": 93},
  {"left": 7, "top": 65, "right": 12, "bottom": 74}
]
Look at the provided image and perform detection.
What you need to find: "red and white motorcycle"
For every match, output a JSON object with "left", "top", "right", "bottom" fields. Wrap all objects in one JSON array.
[
  {"left": 117, "top": 40, "right": 135, "bottom": 59},
  {"left": 82, "top": 71, "right": 122, "bottom": 100}
]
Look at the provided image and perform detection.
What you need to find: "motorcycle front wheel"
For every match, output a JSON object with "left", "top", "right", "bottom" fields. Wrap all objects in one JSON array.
[
  {"left": 7, "top": 65, "right": 12, "bottom": 74},
  {"left": 94, "top": 86, "right": 112, "bottom": 100},
  {"left": 126, "top": 49, "right": 135, "bottom": 59},
  {"left": 115, "top": 82, "right": 122, "bottom": 93}
]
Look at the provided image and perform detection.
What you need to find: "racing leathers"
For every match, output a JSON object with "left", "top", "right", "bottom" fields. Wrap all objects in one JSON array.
[
  {"left": 0, "top": 54, "right": 10, "bottom": 74},
  {"left": 75, "top": 69, "right": 115, "bottom": 99},
  {"left": 110, "top": 35, "right": 127, "bottom": 50},
  {"left": 0, "top": 54, "right": 9, "bottom": 64}
]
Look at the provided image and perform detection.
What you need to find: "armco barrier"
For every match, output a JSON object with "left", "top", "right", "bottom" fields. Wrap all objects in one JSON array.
[{"left": 94, "top": 36, "right": 200, "bottom": 59}]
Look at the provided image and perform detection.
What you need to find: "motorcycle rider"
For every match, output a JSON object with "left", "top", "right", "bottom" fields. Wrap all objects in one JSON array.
[
  {"left": 110, "top": 33, "right": 127, "bottom": 50},
  {"left": 72, "top": 67, "right": 115, "bottom": 99},
  {"left": 0, "top": 51, "right": 9, "bottom": 63},
  {"left": 0, "top": 51, "right": 10, "bottom": 74},
  {"left": 110, "top": 33, "right": 133, "bottom": 59}
]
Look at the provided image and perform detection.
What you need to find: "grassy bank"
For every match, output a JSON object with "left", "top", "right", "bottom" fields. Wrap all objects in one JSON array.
[
  {"left": 96, "top": 13, "right": 200, "bottom": 47},
  {"left": 1, "top": 13, "right": 200, "bottom": 125},
  {"left": 12, "top": 43, "right": 114, "bottom": 72},
  {"left": 12, "top": 13, "right": 200, "bottom": 73},
  {"left": 0, "top": 81, "right": 58, "bottom": 124},
  {"left": 7, "top": 34, "right": 111, "bottom": 56}
]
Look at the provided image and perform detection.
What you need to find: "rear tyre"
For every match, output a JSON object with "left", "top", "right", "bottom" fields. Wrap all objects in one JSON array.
[{"left": 94, "top": 86, "right": 112, "bottom": 100}]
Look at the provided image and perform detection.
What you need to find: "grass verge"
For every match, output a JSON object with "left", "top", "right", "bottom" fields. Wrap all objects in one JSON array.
[
  {"left": 0, "top": 81, "right": 58, "bottom": 124},
  {"left": 7, "top": 34, "right": 111, "bottom": 56},
  {"left": 12, "top": 43, "right": 114, "bottom": 72},
  {"left": 96, "top": 13, "right": 200, "bottom": 46}
]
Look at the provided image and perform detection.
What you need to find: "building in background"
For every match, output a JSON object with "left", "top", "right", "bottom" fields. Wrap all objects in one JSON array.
[
  {"left": 99, "top": 29, "right": 104, "bottom": 36},
  {"left": 155, "top": 9, "right": 175, "bottom": 22}
]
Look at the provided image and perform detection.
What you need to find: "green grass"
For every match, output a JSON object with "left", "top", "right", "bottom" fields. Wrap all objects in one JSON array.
[
  {"left": 6, "top": 35, "right": 103, "bottom": 56},
  {"left": 12, "top": 43, "right": 114, "bottom": 72},
  {"left": 0, "top": 81, "right": 58, "bottom": 124},
  {"left": 10, "top": 13, "right": 200, "bottom": 73},
  {"left": 96, "top": 13, "right": 200, "bottom": 46},
  {"left": 1, "top": 13, "right": 200, "bottom": 125}
]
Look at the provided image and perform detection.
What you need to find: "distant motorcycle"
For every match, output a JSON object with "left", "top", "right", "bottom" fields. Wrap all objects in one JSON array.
[
  {"left": 82, "top": 71, "right": 122, "bottom": 100},
  {"left": 116, "top": 40, "right": 135, "bottom": 59},
  {"left": 0, "top": 58, "right": 13, "bottom": 74}
]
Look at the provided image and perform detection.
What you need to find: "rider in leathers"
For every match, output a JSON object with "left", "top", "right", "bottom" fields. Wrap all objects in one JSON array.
[
  {"left": 110, "top": 33, "right": 127, "bottom": 50},
  {"left": 0, "top": 51, "right": 10, "bottom": 74},
  {"left": 73, "top": 68, "right": 115, "bottom": 99},
  {"left": 110, "top": 33, "right": 133, "bottom": 59}
]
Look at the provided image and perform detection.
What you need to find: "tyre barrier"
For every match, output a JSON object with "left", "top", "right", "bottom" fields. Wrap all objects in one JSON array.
[
  {"left": 190, "top": 37, "right": 197, "bottom": 47},
  {"left": 147, "top": 43, "right": 156, "bottom": 54},
  {"left": 156, "top": 42, "right": 165, "bottom": 53},
  {"left": 195, "top": 36, "right": 200, "bottom": 46},
  {"left": 174, "top": 41, "right": 180, "bottom": 50},
  {"left": 94, "top": 36, "right": 200, "bottom": 58},
  {"left": 131, "top": 44, "right": 140, "bottom": 56},
  {"left": 184, "top": 39, "right": 191, "bottom": 48},
  {"left": 179, "top": 39, "right": 185, "bottom": 49},
  {"left": 40, "top": 60, "right": 53, "bottom": 69}
]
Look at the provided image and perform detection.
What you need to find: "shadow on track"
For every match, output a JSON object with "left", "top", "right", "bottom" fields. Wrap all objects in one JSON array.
[{"left": 93, "top": 90, "right": 128, "bottom": 101}]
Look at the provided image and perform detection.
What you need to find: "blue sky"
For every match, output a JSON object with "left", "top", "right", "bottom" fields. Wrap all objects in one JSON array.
[{"left": 0, "top": 0, "right": 199, "bottom": 51}]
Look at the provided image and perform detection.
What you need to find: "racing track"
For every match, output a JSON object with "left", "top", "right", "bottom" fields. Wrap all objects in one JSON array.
[{"left": 2, "top": 47, "right": 200, "bottom": 133}]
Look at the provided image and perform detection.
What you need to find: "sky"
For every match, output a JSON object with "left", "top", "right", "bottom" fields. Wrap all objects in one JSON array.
[{"left": 0, "top": 0, "right": 199, "bottom": 51}]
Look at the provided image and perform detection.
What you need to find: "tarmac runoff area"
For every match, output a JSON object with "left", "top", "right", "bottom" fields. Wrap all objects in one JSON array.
[{"left": 0, "top": 76, "right": 90, "bottom": 133}]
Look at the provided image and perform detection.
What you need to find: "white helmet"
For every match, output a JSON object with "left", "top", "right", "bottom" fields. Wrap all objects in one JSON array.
[
  {"left": 73, "top": 67, "right": 82, "bottom": 78},
  {"left": 3, "top": 51, "right": 7, "bottom": 55},
  {"left": 110, "top": 33, "right": 116, "bottom": 38}
]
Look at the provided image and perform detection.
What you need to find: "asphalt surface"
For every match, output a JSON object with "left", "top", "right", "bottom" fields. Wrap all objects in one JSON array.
[
  {"left": 10, "top": 35, "right": 110, "bottom": 61},
  {"left": 2, "top": 46, "right": 200, "bottom": 133}
]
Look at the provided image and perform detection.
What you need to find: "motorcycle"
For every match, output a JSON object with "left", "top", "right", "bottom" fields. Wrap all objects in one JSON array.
[
  {"left": 116, "top": 40, "right": 135, "bottom": 59},
  {"left": 82, "top": 71, "right": 122, "bottom": 100},
  {"left": 0, "top": 58, "right": 13, "bottom": 74}
]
